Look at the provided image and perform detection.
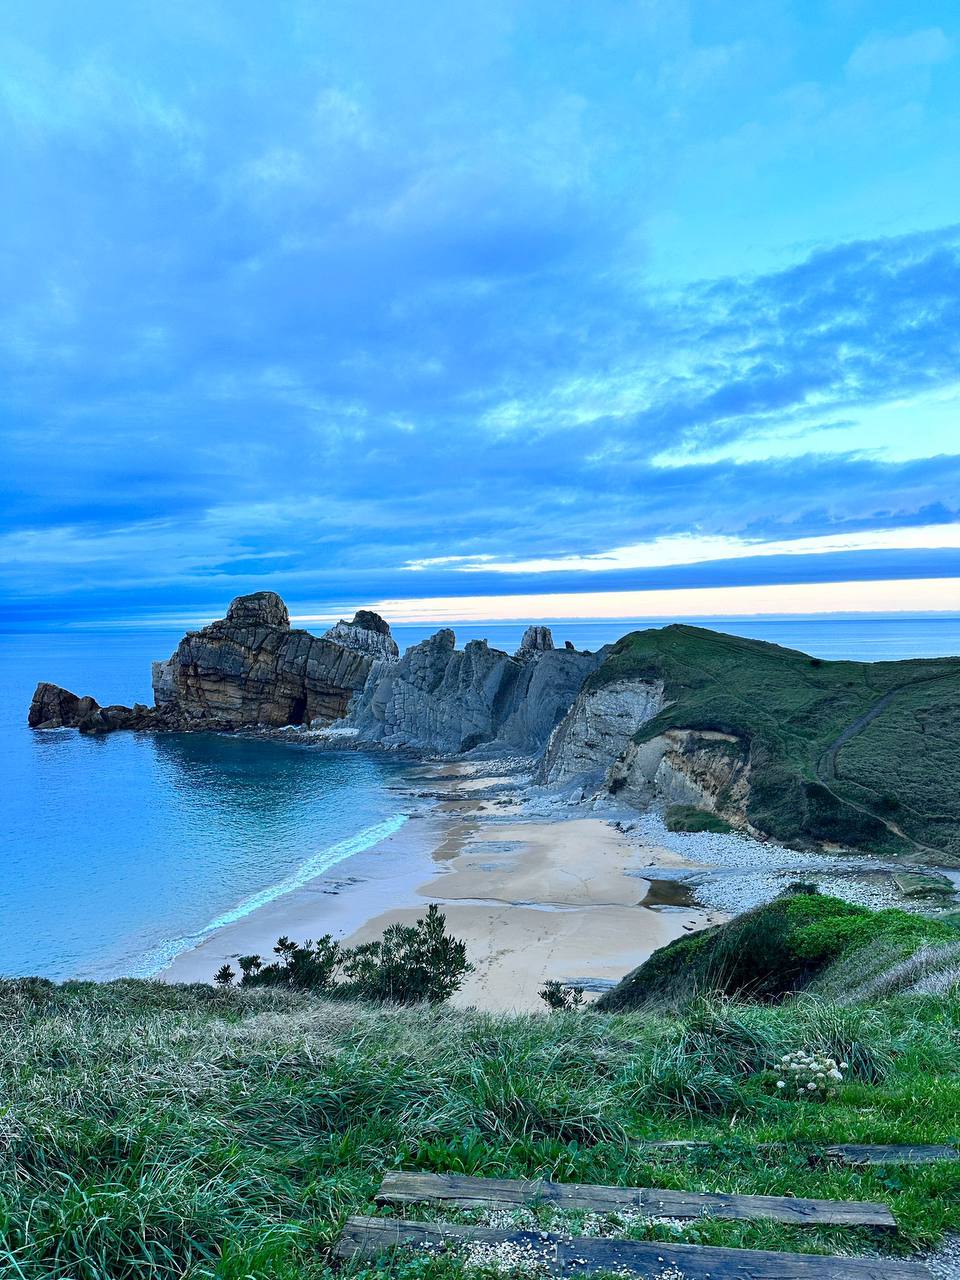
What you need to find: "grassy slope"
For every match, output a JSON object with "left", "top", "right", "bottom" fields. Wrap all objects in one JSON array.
[
  {"left": 2, "top": 978, "right": 959, "bottom": 1278},
  {"left": 589, "top": 624, "right": 960, "bottom": 857},
  {"left": 595, "top": 890, "right": 960, "bottom": 1012}
]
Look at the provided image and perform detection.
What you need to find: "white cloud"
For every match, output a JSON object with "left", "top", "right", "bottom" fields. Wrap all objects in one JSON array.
[
  {"left": 847, "top": 27, "right": 954, "bottom": 77},
  {"left": 400, "top": 523, "right": 960, "bottom": 577}
]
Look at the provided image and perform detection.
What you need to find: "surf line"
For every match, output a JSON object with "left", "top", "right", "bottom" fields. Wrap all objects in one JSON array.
[{"left": 135, "top": 812, "right": 410, "bottom": 976}]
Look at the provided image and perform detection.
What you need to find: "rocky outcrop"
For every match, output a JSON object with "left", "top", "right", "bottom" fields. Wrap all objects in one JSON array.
[
  {"left": 515, "top": 625, "right": 554, "bottom": 658},
  {"left": 322, "top": 611, "right": 399, "bottom": 660},
  {"left": 609, "top": 728, "right": 751, "bottom": 820},
  {"left": 340, "top": 628, "right": 600, "bottom": 755},
  {"left": 28, "top": 682, "right": 99, "bottom": 729},
  {"left": 28, "top": 593, "right": 594, "bottom": 752},
  {"left": 30, "top": 593, "right": 398, "bottom": 734},
  {"left": 149, "top": 594, "right": 388, "bottom": 729},
  {"left": 28, "top": 683, "right": 155, "bottom": 734},
  {"left": 538, "top": 673, "right": 753, "bottom": 821},
  {"left": 538, "top": 678, "right": 666, "bottom": 786}
]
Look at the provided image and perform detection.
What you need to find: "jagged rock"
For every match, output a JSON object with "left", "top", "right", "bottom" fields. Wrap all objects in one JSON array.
[
  {"left": 28, "top": 682, "right": 100, "bottom": 729},
  {"left": 515, "top": 625, "right": 554, "bottom": 658},
  {"left": 341, "top": 628, "right": 599, "bottom": 755},
  {"left": 28, "top": 593, "right": 594, "bottom": 754},
  {"left": 323, "top": 611, "right": 400, "bottom": 659},
  {"left": 538, "top": 677, "right": 666, "bottom": 786},
  {"left": 225, "top": 591, "right": 290, "bottom": 628},
  {"left": 28, "top": 683, "right": 158, "bottom": 732}
]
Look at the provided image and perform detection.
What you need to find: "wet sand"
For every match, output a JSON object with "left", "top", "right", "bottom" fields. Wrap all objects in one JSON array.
[
  {"left": 163, "top": 764, "right": 721, "bottom": 1008},
  {"left": 346, "top": 813, "right": 718, "bottom": 1009}
]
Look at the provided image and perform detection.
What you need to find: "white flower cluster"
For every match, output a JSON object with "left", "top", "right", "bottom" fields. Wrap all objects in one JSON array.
[{"left": 776, "top": 1049, "right": 847, "bottom": 1100}]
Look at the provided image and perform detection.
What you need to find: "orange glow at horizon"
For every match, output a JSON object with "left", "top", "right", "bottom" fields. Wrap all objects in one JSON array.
[{"left": 291, "top": 576, "right": 960, "bottom": 627}]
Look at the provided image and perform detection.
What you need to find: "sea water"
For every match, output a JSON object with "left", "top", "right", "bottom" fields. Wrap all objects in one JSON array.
[{"left": 2, "top": 615, "right": 959, "bottom": 980}]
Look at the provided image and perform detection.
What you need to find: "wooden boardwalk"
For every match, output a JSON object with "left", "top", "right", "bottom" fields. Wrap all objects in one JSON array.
[{"left": 376, "top": 1170, "right": 897, "bottom": 1227}]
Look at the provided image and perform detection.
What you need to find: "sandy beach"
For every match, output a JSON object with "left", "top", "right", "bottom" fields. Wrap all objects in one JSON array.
[{"left": 163, "top": 763, "right": 722, "bottom": 1009}]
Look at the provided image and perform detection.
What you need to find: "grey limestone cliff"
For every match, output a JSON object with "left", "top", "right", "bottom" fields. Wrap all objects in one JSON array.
[
  {"left": 339, "top": 627, "right": 600, "bottom": 755},
  {"left": 28, "top": 592, "right": 597, "bottom": 754}
]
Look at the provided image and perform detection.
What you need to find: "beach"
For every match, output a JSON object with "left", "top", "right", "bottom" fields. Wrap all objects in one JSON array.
[{"left": 162, "top": 762, "right": 721, "bottom": 1009}]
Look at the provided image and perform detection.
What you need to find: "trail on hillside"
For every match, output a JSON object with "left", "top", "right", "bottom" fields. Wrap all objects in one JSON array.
[{"left": 814, "top": 676, "right": 947, "bottom": 859}]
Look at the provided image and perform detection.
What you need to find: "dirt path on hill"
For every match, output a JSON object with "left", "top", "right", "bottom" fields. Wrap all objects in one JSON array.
[{"left": 814, "top": 676, "right": 947, "bottom": 859}]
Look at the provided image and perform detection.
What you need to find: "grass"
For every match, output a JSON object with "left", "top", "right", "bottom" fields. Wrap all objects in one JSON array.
[
  {"left": 595, "top": 889, "right": 960, "bottom": 1012},
  {"left": 0, "top": 977, "right": 958, "bottom": 1278},
  {"left": 587, "top": 624, "right": 960, "bottom": 857},
  {"left": 664, "top": 804, "right": 733, "bottom": 834}
]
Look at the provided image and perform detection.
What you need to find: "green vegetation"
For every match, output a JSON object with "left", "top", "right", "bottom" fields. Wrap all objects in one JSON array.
[
  {"left": 1, "top": 975, "right": 959, "bottom": 1278},
  {"left": 665, "top": 804, "right": 733, "bottom": 834},
  {"left": 596, "top": 888, "right": 960, "bottom": 1012},
  {"left": 217, "top": 906, "right": 471, "bottom": 1005},
  {"left": 589, "top": 624, "right": 960, "bottom": 857}
]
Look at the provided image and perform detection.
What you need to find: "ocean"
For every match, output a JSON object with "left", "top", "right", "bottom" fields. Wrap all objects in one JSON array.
[{"left": 2, "top": 614, "right": 959, "bottom": 981}]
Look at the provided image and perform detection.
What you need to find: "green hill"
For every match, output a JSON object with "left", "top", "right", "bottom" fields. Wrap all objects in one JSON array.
[
  {"left": 596, "top": 887, "right": 960, "bottom": 1012},
  {"left": 590, "top": 625, "right": 960, "bottom": 859}
]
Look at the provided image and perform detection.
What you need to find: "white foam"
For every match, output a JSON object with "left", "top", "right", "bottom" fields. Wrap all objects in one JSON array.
[{"left": 134, "top": 812, "right": 409, "bottom": 976}]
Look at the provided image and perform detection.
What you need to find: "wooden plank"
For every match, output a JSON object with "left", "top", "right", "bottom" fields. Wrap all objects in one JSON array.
[
  {"left": 334, "top": 1215, "right": 932, "bottom": 1279},
  {"left": 376, "top": 1171, "right": 896, "bottom": 1228},
  {"left": 635, "top": 1140, "right": 960, "bottom": 1166},
  {"left": 826, "top": 1145, "right": 959, "bottom": 1166}
]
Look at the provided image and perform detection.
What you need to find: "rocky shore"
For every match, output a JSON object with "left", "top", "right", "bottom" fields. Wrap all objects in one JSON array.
[{"left": 28, "top": 589, "right": 960, "bottom": 866}]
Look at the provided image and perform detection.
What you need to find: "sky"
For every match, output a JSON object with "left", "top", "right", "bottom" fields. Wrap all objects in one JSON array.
[{"left": 1, "top": 0, "right": 959, "bottom": 629}]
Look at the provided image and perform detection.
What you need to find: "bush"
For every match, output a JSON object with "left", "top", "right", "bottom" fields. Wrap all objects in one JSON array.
[
  {"left": 222, "top": 905, "right": 472, "bottom": 1005},
  {"left": 538, "top": 980, "right": 585, "bottom": 1010}
]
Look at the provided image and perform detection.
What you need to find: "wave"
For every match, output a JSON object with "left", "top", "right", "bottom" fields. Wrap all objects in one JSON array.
[{"left": 133, "top": 812, "right": 410, "bottom": 976}]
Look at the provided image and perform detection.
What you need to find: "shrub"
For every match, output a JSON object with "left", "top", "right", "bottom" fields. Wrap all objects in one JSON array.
[
  {"left": 665, "top": 804, "right": 733, "bottom": 834},
  {"left": 538, "top": 980, "right": 585, "bottom": 1010},
  {"left": 775, "top": 1049, "right": 845, "bottom": 1100},
  {"left": 227, "top": 905, "right": 472, "bottom": 1005},
  {"left": 340, "top": 905, "right": 472, "bottom": 1004}
]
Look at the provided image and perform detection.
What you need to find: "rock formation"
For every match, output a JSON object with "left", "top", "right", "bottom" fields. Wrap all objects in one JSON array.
[
  {"left": 538, "top": 677, "right": 667, "bottom": 786},
  {"left": 29, "top": 593, "right": 396, "bottom": 734},
  {"left": 28, "top": 592, "right": 596, "bottom": 753},
  {"left": 340, "top": 628, "right": 600, "bottom": 755},
  {"left": 515, "top": 625, "right": 553, "bottom": 658}
]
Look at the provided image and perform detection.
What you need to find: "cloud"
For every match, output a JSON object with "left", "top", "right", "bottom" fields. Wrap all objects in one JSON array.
[
  {"left": 847, "top": 27, "right": 954, "bottom": 77},
  {"left": 1, "top": 1, "right": 960, "bottom": 623}
]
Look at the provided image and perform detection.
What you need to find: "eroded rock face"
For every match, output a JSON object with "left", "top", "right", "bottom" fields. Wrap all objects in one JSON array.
[
  {"left": 28, "top": 592, "right": 594, "bottom": 753},
  {"left": 610, "top": 728, "right": 751, "bottom": 820},
  {"left": 323, "top": 611, "right": 400, "bottom": 660},
  {"left": 28, "top": 683, "right": 100, "bottom": 729},
  {"left": 342, "top": 628, "right": 599, "bottom": 755},
  {"left": 538, "top": 677, "right": 666, "bottom": 786},
  {"left": 515, "top": 625, "right": 554, "bottom": 658},
  {"left": 29, "top": 593, "right": 400, "bottom": 734},
  {"left": 150, "top": 594, "right": 389, "bottom": 729}
]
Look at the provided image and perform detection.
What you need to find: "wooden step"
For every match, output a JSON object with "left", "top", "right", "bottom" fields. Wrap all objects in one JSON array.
[
  {"left": 376, "top": 1171, "right": 896, "bottom": 1228},
  {"left": 636, "top": 1140, "right": 959, "bottom": 1166},
  {"left": 335, "top": 1215, "right": 932, "bottom": 1278},
  {"left": 826, "top": 1145, "right": 959, "bottom": 1166}
]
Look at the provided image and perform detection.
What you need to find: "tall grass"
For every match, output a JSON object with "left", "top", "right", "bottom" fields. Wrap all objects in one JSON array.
[{"left": 0, "top": 979, "right": 958, "bottom": 1277}]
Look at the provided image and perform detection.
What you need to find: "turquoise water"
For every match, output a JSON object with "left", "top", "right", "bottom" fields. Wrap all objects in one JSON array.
[{"left": 2, "top": 615, "right": 959, "bottom": 981}]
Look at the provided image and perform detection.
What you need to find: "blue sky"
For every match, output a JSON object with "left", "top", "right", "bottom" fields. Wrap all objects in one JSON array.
[{"left": 2, "top": 0, "right": 959, "bottom": 627}]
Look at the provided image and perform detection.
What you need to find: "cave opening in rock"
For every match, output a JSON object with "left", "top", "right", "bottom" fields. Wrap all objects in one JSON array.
[{"left": 288, "top": 694, "right": 308, "bottom": 725}]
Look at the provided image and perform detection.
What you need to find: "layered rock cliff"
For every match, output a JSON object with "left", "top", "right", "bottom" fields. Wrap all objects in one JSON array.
[
  {"left": 28, "top": 596, "right": 597, "bottom": 754},
  {"left": 28, "top": 593, "right": 393, "bottom": 733}
]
